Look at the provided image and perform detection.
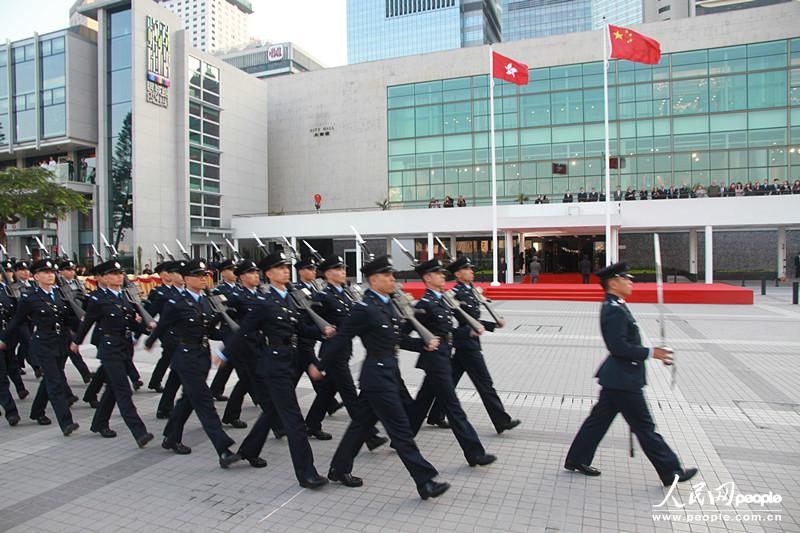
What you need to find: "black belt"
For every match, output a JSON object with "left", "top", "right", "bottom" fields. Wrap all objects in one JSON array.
[
  {"left": 103, "top": 331, "right": 131, "bottom": 338},
  {"left": 367, "top": 351, "right": 397, "bottom": 358},
  {"left": 269, "top": 335, "right": 298, "bottom": 348},
  {"left": 178, "top": 337, "right": 209, "bottom": 347},
  {"left": 34, "top": 324, "right": 65, "bottom": 334}
]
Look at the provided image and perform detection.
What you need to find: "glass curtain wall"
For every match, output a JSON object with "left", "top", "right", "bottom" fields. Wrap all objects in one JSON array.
[
  {"left": 0, "top": 50, "right": 8, "bottom": 146},
  {"left": 12, "top": 42, "right": 36, "bottom": 142},
  {"left": 388, "top": 38, "right": 800, "bottom": 208},
  {"left": 40, "top": 36, "right": 66, "bottom": 138},
  {"left": 188, "top": 56, "right": 221, "bottom": 229},
  {"left": 107, "top": 8, "right": 133, "bottom": 257}
]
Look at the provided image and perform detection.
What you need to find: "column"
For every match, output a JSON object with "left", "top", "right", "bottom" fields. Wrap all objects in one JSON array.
[
  {"left": 386, "top": 237, "right": 392, "bottom": 256},
  {"left": 689, "top": 229, "right": 698, "bottom": 276},
  {"left": 518, "top": 233, "right": 526, "bottom": 274},
  {"left": 777, "top": 227, "right": 786, "bottom": 279},
  {"left": 704, "top": 225, "right": 713, "bottom": 284},
  {"left": 427, "top": 232, "right": 434, "bottom": 260},
  {"left": 504, "top": 229, "right": 514, "bottom": 284},
  {"left": 610, "top": 227, "right": 620, "bottom": 263},
  {"left": 449, "top": 236, "right": 457, "bottom": 259},
  {"left": 355, "top": 239, "right": 362, "bottom": 285}
]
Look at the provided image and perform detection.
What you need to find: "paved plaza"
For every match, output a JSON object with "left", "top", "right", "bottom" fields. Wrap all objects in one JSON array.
[{"left": 1, "top": 286, "right": 799, "bottom": 533}]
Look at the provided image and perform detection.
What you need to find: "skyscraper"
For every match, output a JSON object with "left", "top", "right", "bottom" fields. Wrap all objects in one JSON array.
[
  {"left": 501, "top": 0, "right": 643, "bottom": 43},
  {"left": 644, "top": 0, "right": 792, "bottom": 22},
  {"left": 347, "top": 0, "right": 501, "bottom": 64},
  {"left": 154, "top": 0, "right": 252, "bottom": 53}
]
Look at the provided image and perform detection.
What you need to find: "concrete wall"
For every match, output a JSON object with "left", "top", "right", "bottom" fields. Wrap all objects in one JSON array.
[
  {"left": 263, "top": 2, "right": 800, "bottom": 215},
  {"left": 130, "top": 1, "right": 183, "bottom": 262},
  {"left": 65, "top": 31, "right": 98, "bottom": 145}
]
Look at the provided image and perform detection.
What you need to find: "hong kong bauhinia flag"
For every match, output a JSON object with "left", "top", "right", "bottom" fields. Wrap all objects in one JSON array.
[
  {"left": 608, "top": 25, "right": 661, "bottom": 65},
  {"left": 492, "top": 51, "right": 529, "bottom": 86}
]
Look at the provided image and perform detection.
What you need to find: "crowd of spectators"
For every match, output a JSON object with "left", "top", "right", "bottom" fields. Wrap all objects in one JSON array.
[
  {"left": 428, "top": 195, "right": 468, "bottom": 208},
  {"left": 562, "top": 179, "right": 800, "bottom": 203}
]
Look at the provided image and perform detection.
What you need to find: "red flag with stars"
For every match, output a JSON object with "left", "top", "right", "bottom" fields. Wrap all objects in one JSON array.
[{"left": 608, "top": 25, "right": 661, "bottom": 65}]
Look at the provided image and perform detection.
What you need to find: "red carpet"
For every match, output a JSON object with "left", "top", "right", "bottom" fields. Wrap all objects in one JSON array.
[
  {"left": 399, "top": 282, "right": 753, "bottom": 305},
  {"left": 522, "top": 273, "right": 600, "bottom": 284}
]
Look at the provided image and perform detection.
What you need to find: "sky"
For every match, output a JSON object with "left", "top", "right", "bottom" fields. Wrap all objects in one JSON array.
[{"left": 0, "top": 0, "right": 348, "bottom": 67}]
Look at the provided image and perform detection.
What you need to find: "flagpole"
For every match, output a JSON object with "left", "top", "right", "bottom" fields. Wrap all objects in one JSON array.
[
  {"left": 490, "top": 46, "right": 500, "bottom": 286},
  {"left": 603, "top": 24, "right": 612, "bottom": 266}
]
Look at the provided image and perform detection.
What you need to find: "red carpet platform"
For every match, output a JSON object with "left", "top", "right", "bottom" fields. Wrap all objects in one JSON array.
[
  {"left": 522, "top": 273, "right": 600, "bottom": 284},
  {"left": 399, "top": 282, "right": 753, "bottom": 305}
]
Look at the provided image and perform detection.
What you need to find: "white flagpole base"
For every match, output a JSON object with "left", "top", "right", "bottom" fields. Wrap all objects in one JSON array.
[{"left": 490, "top": 281, "right": 501, "bottom": 287}]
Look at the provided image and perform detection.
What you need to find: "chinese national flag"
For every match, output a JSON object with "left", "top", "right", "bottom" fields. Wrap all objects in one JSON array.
[
  {"left": 608, "top": 25, "right": 661, "bottom": 65},
  {"left": 492, "top": 51, "right": 529, "bottom": 86}
]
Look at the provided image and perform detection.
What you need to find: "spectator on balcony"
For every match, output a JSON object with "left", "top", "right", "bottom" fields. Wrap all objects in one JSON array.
[
  {"left": 541, "top": 195, "right": 550, "bottom": 204},
  {"left": 667, "top": 185, "right": 678, "bottom": 199},
  {"left": 769, "top": 178, "right": 782, "bottom": 195},
  {"left": 651, "top": 186, "right": 661, "bottom": 200},
  {"left": 587, "top": 188, "right": 598, "bottom": 202},
  {"left": 780, "top": 180, "right": 792, "bottom": 194},
  {"left": 47, "top": 157, "right": 57, "bottom": 173},
  {"left": 792, "top": 180, "right": 800, "bottom": 194},
  {"left": 39, "top": 160, "right": 48, "bottom": 171},
  {"left": 639, "top": 187, "right": 649, "bottom": 200},
  {"left": 534, "top": 195, "right": 543, "bottom": 204},
  {"left": 443, "top": 195, "right": 454, "bottom": 208},
  {"left": 457, "top": 195, "right": 467, "bottom": 207},
  {"left": 428, "top": 198, "right": 439, "bottom": 208},
  {"left": 599, "top": 190, "right": 606, "bottom": 202},
  {"left": 613, "top": 186, "right": 623, "bottom": 201},
  {"left": 743, "top": 182, "right": 754, "bottom": 196},
  {"left": 624, "top": 187, "right": 636, "bottom": 201},
  {"left": 563, "top": 191, "right": 574, "bottom": 203},
  {"left": 577, "top": 187, "right": 588, "bottom": 202},
  {"left": 734, "top": 182, "right": 744, "bottom": 197},
  {"left": 708, "top": 181, "right": 721, "bottom": 198},
  {"left": 694, "top": 184, "right": 708, "bottom": 198},
  {"left": 677, "top": 182, "right": 690, "bottom": 199}
]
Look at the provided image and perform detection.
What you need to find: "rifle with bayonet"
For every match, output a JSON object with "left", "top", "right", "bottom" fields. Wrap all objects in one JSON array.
[
  {"left": 34, "top": 236, "right": 85, "bottom": 319},
  {"left": 350, "top": 227, "right": 436, "bottom": 343},
  {"left": 393, "top": 237, "right": 484, "bottom": 334},
  {"left": 434, "top": 236, "right": 505, "bottom": 325},
  {"left": 224, "top": 238, "right": 242, "bottom": 262},
  {"left": 175, "top": 239, "right": 239, "bottom": 333},
  {"left": 58, "top": 245, "right": 87, "bottom": 296},
  {"left": 100, "top": 233, "right": 156, "bottom": 325},
  {"left": 304, "top": 239, "right": 362, "bottom": 302},
  {"left": 265, "top": 235, "right": 333, "bottom": 333}
]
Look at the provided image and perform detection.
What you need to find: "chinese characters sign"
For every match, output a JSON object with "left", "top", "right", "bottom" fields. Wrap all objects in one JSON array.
[{"left": 146, "top": 16, "right": 170, "bottom": 108}]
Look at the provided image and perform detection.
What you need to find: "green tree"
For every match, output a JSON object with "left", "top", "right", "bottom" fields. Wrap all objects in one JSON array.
[
  {"left": 110, "top": 112, "right": 133, "bottom": 250},
  {"left": 0, "top": 166, "right": 93, "bottom": 247}
]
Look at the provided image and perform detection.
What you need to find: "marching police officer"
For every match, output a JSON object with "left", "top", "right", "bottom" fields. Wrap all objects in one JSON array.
[
  {"left": 0, "top": 258, "right": 29, "bottom": 403},
  {"left": 325, "top": 255, "right": 450, "bottom": 499},
  {"left": 153, "top": 260, "right": 188, "bottom": 419},
  {"left": 233, "top": 251, "right": 330, "bottom": 488},
  {"left": 209, "top": 258, "right": 239, "bottom": 402},
  {"left": 408, "top": 258, "right": 496, "bottom": 467},
  {"left": 71, "top": 259, "right": 154, "bottom": 447},
  {"left": 304, "top": 255, "right": 388, "bottom": 448},
  {"left": 145, "top": 258, "right": 240, "bottom": 469},
  {"left": 11, "top": 260, "right": 38, "bottom": 376},
  {"left": 145, "top": 260, "right": 178, "bottom": 393},
  {"left": 0, "top": 271, "right": 22, "bottom": 426},
  {"left": 564, "top": 262, "right": 698, "bottom": 486},
  {"left": 426, "top": 256, "right": 520, "bottom": 434},
  {"left": 0, "top": 259, "right": 79, "bottom": 435},
  {"left": 58, "top": 259, "right": 94, "bottom": 384}
]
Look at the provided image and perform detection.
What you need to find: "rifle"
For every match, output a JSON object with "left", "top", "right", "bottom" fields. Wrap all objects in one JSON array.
[
  {"left": 34, "top": 236, "right": 85, "bottom": 319},
  {"left": 351, "top": 226, "right": 374, "bottom": 262},
  {"left": 100, "top": 233, "right": 156, "bottom": 325},
  {"left": 57, "top": 245, "right": 87, "bottom": 296},
  {"left": 390, "top": 284, "right": 437, "bottom": 345},
  {"left": 153, "top": 244, "right": 165, "bottom": 264},
  {"left": 435, "top": 236, "right": 504, "bottom": 325},
  {"left": 0, "top": 244, "right": 21, "bottom": 299},
  {"left": 393, "top": 238, "right": 483, "bottom": 334},
  {"left": 224, "top": 238, "right": 241, "bottom": 262},
  {"left": 251, "top": 234, "right": 332, "bottom": 332},
  {"left": 176, "top": 239, "right": 239, "bottom": 333}
]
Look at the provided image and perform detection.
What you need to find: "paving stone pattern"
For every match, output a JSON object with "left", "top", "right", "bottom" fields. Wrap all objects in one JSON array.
[{"left": 1, "top": 288, "right": 798, "bottom": 532}]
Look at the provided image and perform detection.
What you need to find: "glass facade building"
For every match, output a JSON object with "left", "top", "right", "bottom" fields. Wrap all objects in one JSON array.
[
  {"left": 387, "top": 38, "right": 800, "bottom": 208},
  {"left": 0, "top": 34, "right": 67, "bottom": 147},
  {"left": 347, "top": 0, "right": 500, "bottom": 64},
  {"left": 188, "top": 56, "right": 222, "bottom": 229},
  {"left": 502, "top": 0, "right": 643, "bottom": 43},
  {"left": 107, "top": 8, "right": 133, "bottom": 255}
]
